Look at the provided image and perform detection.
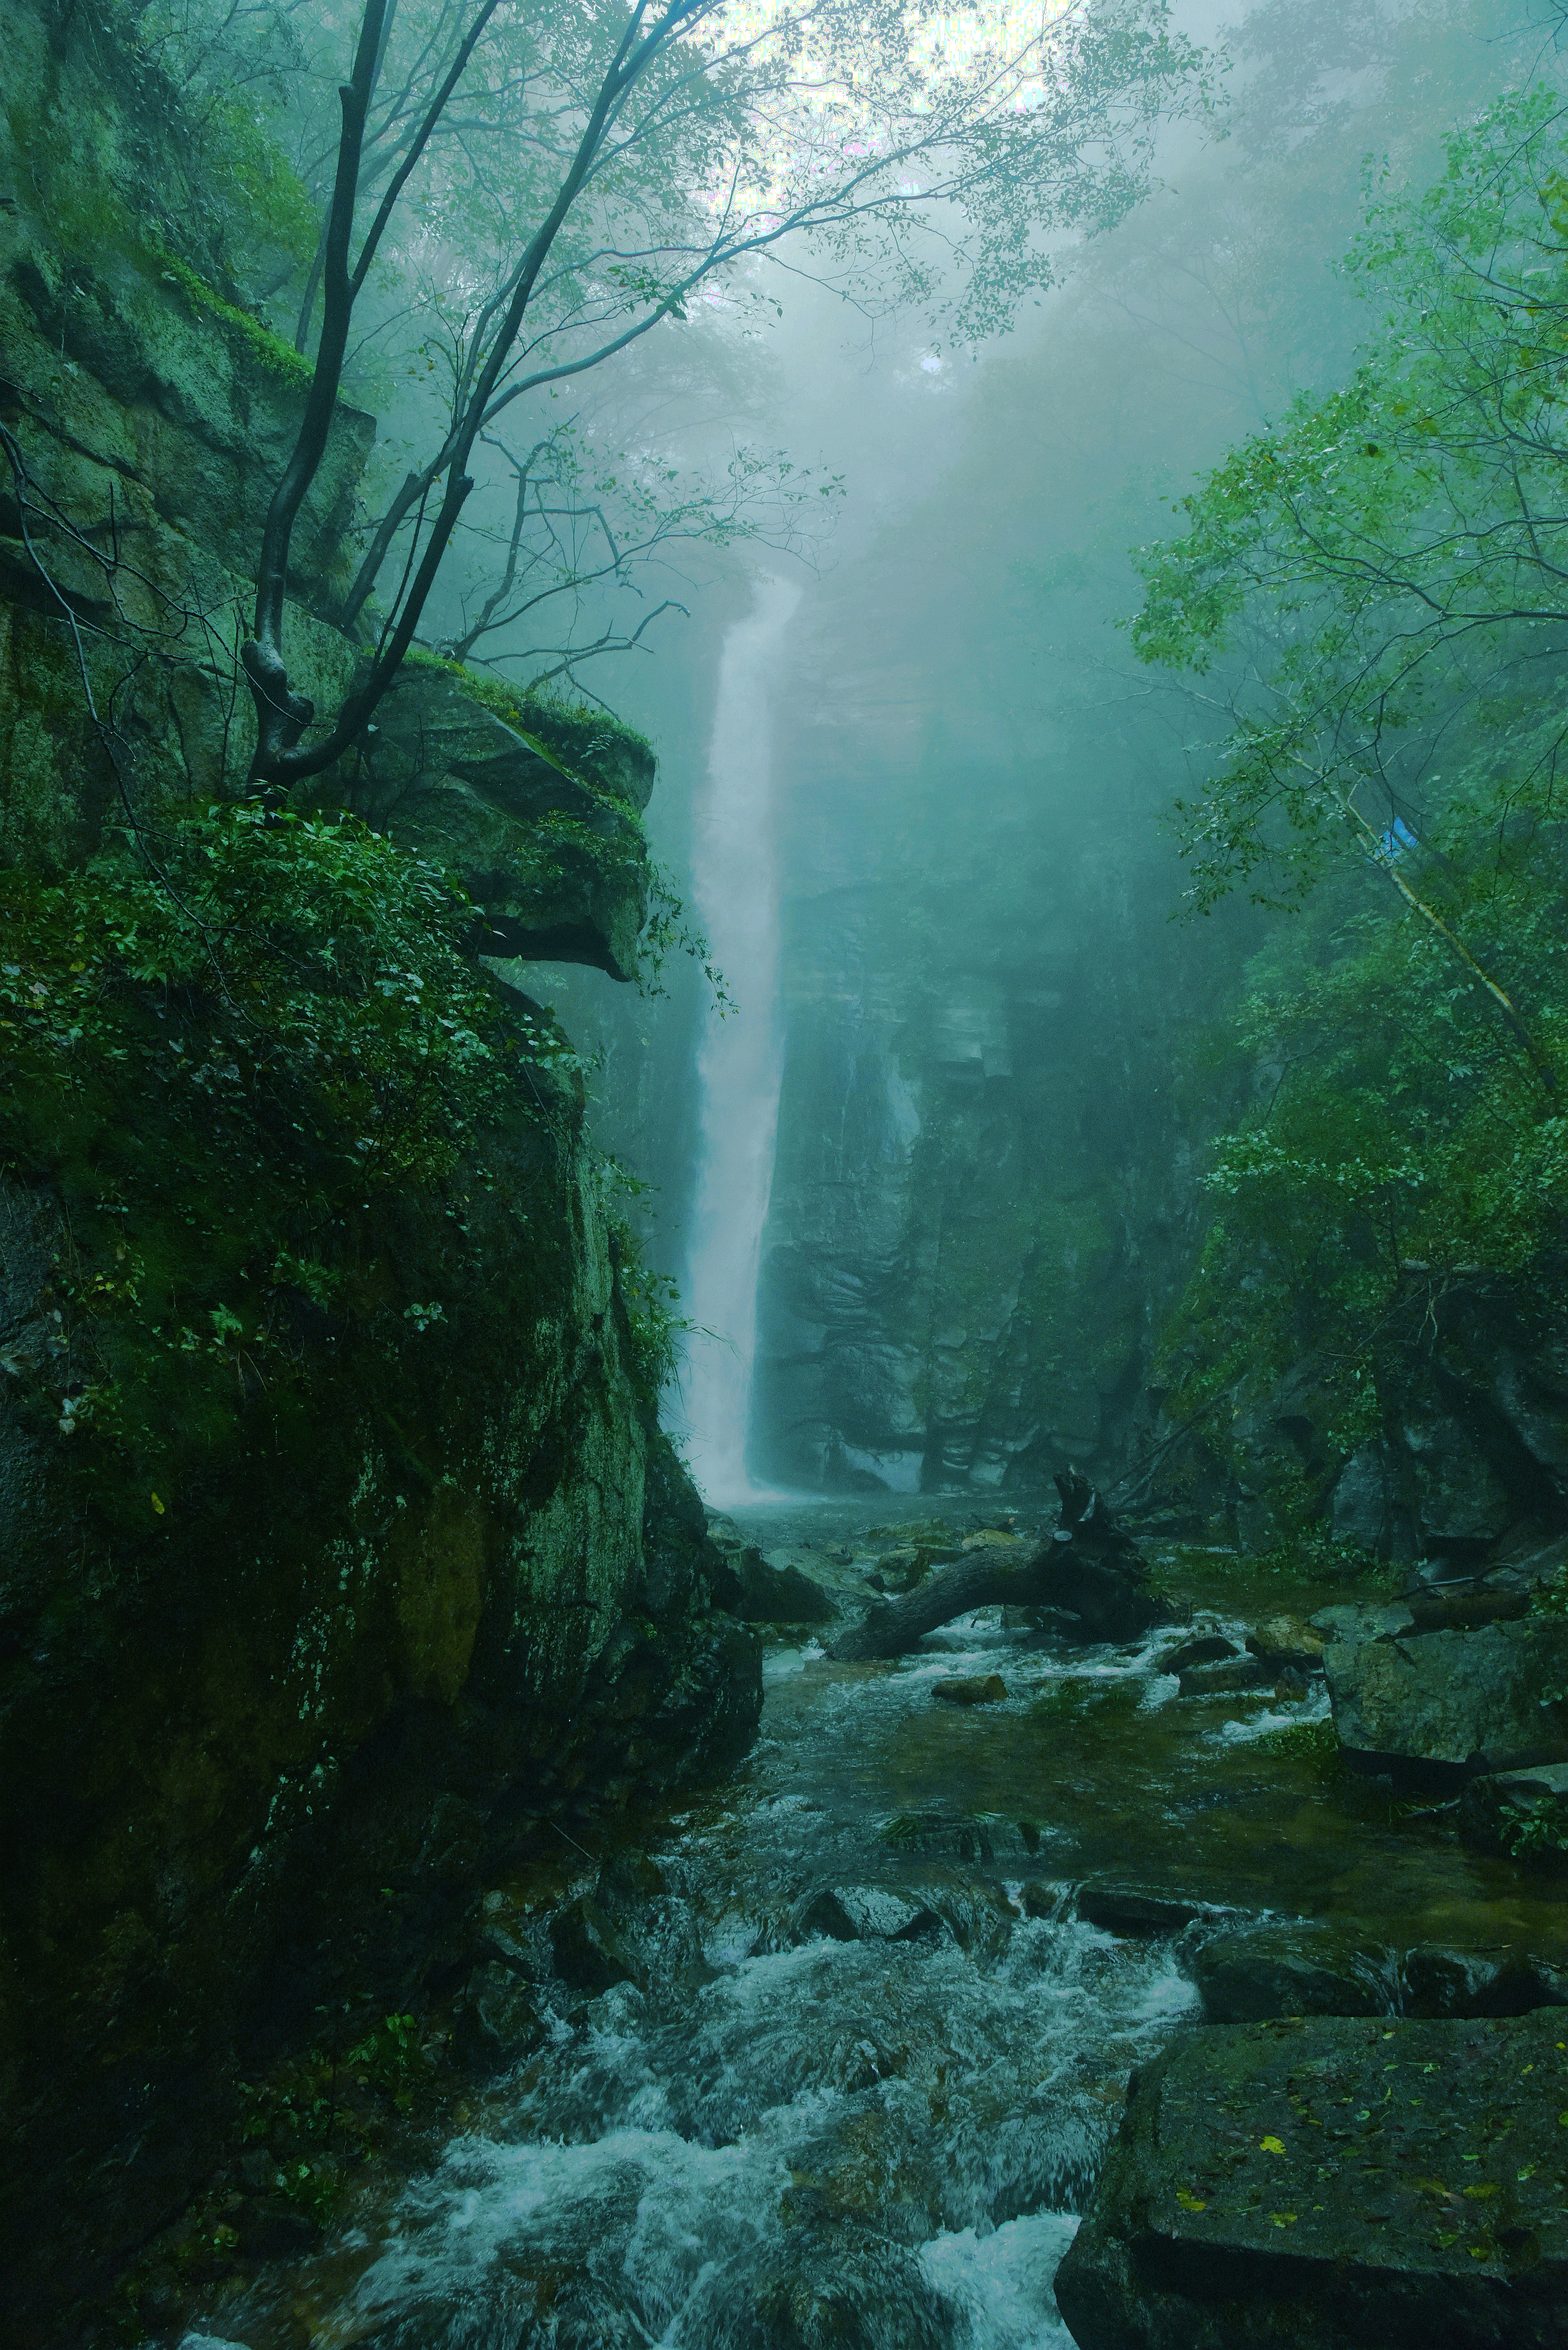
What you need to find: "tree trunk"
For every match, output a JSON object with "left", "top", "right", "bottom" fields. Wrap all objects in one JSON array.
[{"left": 827, "top": 1472, "right": 1169, "bottom": 1662}]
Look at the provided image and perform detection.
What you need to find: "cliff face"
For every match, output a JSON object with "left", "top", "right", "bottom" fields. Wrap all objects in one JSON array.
[
  {"left": 749, "top": 582, "right": 1568, "bottom": 1557},
  {"left": 750, "top": 619, "right": 1238, "bottom": 1501},
  {"left": 0, "top": 6, "right": 758, "bottom": 2333}
]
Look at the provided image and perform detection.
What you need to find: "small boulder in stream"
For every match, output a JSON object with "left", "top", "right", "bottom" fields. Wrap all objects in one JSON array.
[
  {"left": 1053, "top": 2012, "right": 1568, "bottom": 2350},
  {"left": 1075, "top": 1883, "right": 1220, "bottom": 1937},
  {"left": 1246, "top": 1613, "right": 1326, "bottom": 1670},
  {"left": 931, "top": 1673, "right": 1007, "bottom": 1705},
  {"left": 792, "top": 1886, "right": 946, "bottom": 1944},
  {"left": 1156, "top": 1634, "right": 1240, "bottom": 1676},
  {"left": 1177, "top": 1655, "right": 1276, "bottom": 1699}
]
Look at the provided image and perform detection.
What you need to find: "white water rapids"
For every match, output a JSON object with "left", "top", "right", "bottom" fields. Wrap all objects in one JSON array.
[
  {"left": 185, "top": 1502, "right": 1219, "bottom": 2350},
  {"left": 677, "top": 574, "right": 803, "bottom": 1504}
]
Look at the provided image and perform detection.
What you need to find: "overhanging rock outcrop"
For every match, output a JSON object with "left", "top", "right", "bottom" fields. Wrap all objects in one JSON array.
[{"left": 347, "top": 659, "right": 653, "bottom": 980}]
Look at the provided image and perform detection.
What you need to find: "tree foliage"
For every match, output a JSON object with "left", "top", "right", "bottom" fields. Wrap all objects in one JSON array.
[
  {"left": 1133, "top": 87, "right": 1568, "bottom": 916},
  {"left": 0, "top": 807, "right": 585, "bottom": 1512},
  {"left": 153, "top": 0, "right": 1208, "bottom": 784},
  {"left": 1135, "top": 89, "right": 1568, "bottom": 1457}
]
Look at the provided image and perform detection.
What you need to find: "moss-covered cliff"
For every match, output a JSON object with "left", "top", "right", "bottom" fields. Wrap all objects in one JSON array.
[{"left": 0, "top": 4, "right": 758, "bottom": 2336}]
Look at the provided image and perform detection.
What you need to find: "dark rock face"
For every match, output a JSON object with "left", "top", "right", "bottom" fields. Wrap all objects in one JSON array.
[
  {"left": 1329, "top": 1294, "right": 1568, "bottom": 1563},
  {"left": 1053, "top": 2013, "right": 1568, "bottom": 2350},
  {"left": 0, "top": 11, "right": 759, "bottom": 2339},
  {"left": 1324, "top": 1619, "right": 1568, "bottom": 1789},
  {"left": 0, "top": 0, "right": 370, "bottom": 866},
  {"left": 550, "top": 1893, "right": 644, "bottom": 1996}
]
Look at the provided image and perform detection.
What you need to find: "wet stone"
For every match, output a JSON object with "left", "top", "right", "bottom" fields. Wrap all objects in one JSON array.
[
  {"left": 548, "top": 1892, "right": 643, "bottom": 1994},
  {"left": 452, "top": 1960, "right": 547, "bottom": 2068},
  {"left": 792, "top": 1886, "right": 946, "bottom": 1944},
  {"left": 711, "top": 1543, "right": 838, "bottom": 1623},
  {"left": 1053, "top": 2012, "right": 1568, "bottom": 2350},
  {"left": 1187, "top": 1922, "right": 1395, "bottom": 2022},
  {"left": 931, "top": 1672, "right": 1007, "bottom": 1705},
  {"left": 1325, "top": 1618, "right": 1568, "bottom": 1790},
  {"left": 1401, "top": 1944, "right": 1568, "bottom": 2019},
  {"left": 1177, "top": 1655, "right": 1274, "bottom": 1699},
  {"left": 1157, "top": 1634, "right": 1240, "bottom": 1676},
  {"left": 1246, "top": 1614, "right": 1325, "bottom": 1669},
  {"left": 1076, "top": 1883, "right": 1217, "bottom": 1938},
  {"left": 1459, "top": 1761, "right": 1568, "bottom": 1865},
  {"left": 1309, "top": 1600, "right": 1417, "bottom": 1645}
]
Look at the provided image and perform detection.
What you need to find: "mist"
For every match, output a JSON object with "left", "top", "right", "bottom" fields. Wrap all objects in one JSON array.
[{"left": 8, "top": 0, "right": 1568, "bottom": 2340}]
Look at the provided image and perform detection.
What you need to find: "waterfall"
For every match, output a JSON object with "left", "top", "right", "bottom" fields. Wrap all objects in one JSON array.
[{"left": 677, "top": 573, "right": 802, "bottom": 1503}]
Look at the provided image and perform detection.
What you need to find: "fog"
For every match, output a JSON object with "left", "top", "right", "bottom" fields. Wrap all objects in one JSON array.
[{"left": 511, "top": 0, "right": 1553, "bottom": 1497}]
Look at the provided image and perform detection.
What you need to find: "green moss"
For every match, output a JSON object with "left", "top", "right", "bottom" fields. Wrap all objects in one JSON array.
[
  {"left": 151, "top": 248, "right": 313, "bottom": 388},
  {"left": 402, "top": 651, "right": 652, "bottom": 803},
  {"left": 0, "top": 808, "right": 547, "bottom": 1522}
]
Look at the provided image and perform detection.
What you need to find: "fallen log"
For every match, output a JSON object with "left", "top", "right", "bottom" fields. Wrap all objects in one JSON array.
[{"left": 827, "top": 1470, "right": 1168, "bottom": 1662}]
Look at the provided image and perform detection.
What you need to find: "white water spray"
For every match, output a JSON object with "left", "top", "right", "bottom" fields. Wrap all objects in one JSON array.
[{"left": 678, "top": 574, "right": 801, "bottom": 1503}]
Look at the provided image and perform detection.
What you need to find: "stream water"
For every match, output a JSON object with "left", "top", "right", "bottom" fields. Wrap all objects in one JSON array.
[{"left": 177, "top": 1501, "right": 1567, "bottom": 2350}]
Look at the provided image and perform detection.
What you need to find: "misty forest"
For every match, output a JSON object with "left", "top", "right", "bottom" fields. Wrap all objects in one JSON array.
[{"left": 6, "top": 0, "right": 1568, "bottom": 2342}]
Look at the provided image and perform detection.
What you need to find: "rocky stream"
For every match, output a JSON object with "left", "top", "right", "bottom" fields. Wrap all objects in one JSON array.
[{"left": 155, "top": 1498, "right": 1568, "bottom": 2350}]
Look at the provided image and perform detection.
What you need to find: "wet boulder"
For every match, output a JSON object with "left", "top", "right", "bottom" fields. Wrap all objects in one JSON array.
[
  {"left": 1156, "top": 1634, "right": 1240, "bottom": 1676},
  {"left": 1075, "top": 1884, "right": 1219, "bottom": 1937},
  {"left": 1053, "top": 2012, "right": 1568, "bottom": 2350},
  {"left": 792, "top": 1886, "right": 945, "bottom": 1944},
  {"left": 1458, "top": 1761, "right": 1568, "bottom": 1865},
  {"left": 1325, "top": 1618, "right": 1568, "bottom": 1790},
  {"left": 931, "top": 1673, "right": 1007, "bottom": 1705},
  {"left": 549, "top": 1893, "right": 643, "bottom": 1995},
  {"left": 1310, "top": 1600, "right": 1417, "bottom": 1645},
  {"left": 1177, "top": 1655, "right": 1274, "bottom": 1699},
  {"left": 1401, "top": 1943, "right": 1568, "bottom": 2017},
  {"left": 1186, "top": 1922, "right": 1395, "bottom": 2021},
  {"left": 1246, "top": 1615, "right": 1325, "bottom": 1671},
  {"left": 350, "top": 659, "right": 654, "bottom": 980}
]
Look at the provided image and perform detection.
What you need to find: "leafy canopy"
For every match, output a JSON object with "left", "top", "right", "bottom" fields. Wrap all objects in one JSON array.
[{"left": 1133, "top": 86, "right": 1568, "bottom": 913}]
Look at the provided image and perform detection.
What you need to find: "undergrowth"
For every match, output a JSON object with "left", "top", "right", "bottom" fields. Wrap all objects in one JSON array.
[{"left": 0, "top": 807, "right": 590, "bottom": 1520}]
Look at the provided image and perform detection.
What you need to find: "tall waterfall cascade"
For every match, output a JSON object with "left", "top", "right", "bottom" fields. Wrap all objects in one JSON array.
[{"left": 677, "top": 573, "right": 802, "bottom": 1502}]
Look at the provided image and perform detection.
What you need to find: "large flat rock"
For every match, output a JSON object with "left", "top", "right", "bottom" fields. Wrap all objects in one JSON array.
[
  {"left": 1053, "top": 2012, "right": 1568, "bottom": 2349},
  {"left": 1324, "top": 1617, "right": 1568, "bottom": 1788}
]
